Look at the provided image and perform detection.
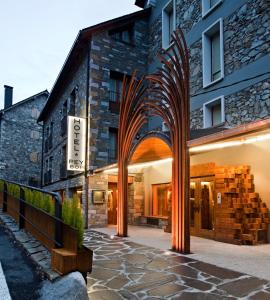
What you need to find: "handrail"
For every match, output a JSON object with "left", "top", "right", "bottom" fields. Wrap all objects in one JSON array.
[
  {"left": 2, "top": 179, "right": 62, "bottom": 205},
  {"left": 1, "top": 179, "right": 63, "bottom": 248}
]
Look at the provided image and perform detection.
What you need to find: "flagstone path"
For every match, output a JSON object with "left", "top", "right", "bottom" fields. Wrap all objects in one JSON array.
[{"left": 84, "top": 230, "right": 270, "bottom": 300}]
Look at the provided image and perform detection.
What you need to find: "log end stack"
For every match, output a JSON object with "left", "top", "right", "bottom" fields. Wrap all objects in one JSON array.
[{"left": 215, "top": 165, "right": 269, "bottom": 245}]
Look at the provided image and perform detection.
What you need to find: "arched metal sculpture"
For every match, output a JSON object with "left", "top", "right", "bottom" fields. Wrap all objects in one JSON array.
[{"left": 117, "top": 29, "right": 190, "bottom": 253}]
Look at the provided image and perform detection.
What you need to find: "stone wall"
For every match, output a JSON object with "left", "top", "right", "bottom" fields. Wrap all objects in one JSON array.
[
  {"left": 88, "top": 17, "right": 149, "bottom": 170},
  {"left": 0, "top": 92, "right": 48, "bottom": 185},
  {"left": 147, "top": 0, "right": 270, "bottom": 129},
  {"left": 88, "top": 173, "right": 108, "bottom": 227},
  {"left": 225, "top": 79, "right": 270, "bottom": 126},
  {"left": 224, "top": 0, "right": 270, "bottom": 76},
  {"left": 128, "top": 173, "right": 145, "bottom": 225},
  {"left": 42, "top": 50, "right": 88, "bottom": 186}
]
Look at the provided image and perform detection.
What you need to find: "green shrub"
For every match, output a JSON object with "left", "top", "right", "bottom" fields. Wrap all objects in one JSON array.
[
  {"left": 62, "top": 196, "right": 84, "bottom": 248},
  {"left": 23, "top": 188, "right": 55, "bottom": 216},
  {"left": 7, "top": 183, "right": 20, "bottom": 198},
  {"left": 0, "top": 180, "right": 4, "bottom": 193}
]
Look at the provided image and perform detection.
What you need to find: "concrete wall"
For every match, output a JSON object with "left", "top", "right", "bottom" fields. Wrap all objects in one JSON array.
[{"left": 191, "top": 138, "right": 270, "bottom": 207}]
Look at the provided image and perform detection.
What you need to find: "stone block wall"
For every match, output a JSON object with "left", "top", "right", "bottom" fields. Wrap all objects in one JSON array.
[
  {"left": 88, "top": 17, "right": 149, "bottom": 170},
  {"left": 149, "top": 0, "right": 270, "bottom": 129},
  {"left": 42, "top": 50, "right": 88, "bottom": 185},
  {"left": 0, "top": 92, "right": 48, "bottom": 185},
  {"left": 88, "top": 173, "right": 108, "bottom": 227},
  {"left": 190, "top": 78, "right": 270, "bottom": 128},
  {"left": 128, "top": 173, "right": 145, "bottom": 225}
]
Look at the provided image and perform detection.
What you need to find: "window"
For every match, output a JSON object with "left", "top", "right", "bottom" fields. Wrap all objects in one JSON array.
[
  {"left": 30, "top": 130, "right": 40, "bottom": 140},
  {"left": 152, "top": 183, "right": 171, "bottom": 217},
  {"left": 203, "top": 96, "right": 225, "bottom": 128},
  {"left": 109, "top": 71, "right": 124, "bottom": 113},
  {"left": 49, "top": 156, "right": 53, "bottom": 170},
  {"left": 109, "top": 25, "right": 134, "bottom": 45},
  {"left": 202, "top": 19, "right": 224, "bottom": 88},
  {"left": 202, "top": 0, "right": 223, "bottom": 18},
  {"left": 31, "top": 108, "right": 40, "bottom": 118},
  {"left": 62, "top": 100, "right": 68, "bottom": 117},
  {"left": 108, "top": 128, "right": 118, "bottom": 163},
  {"left": 162, "top": 0, "right": 175, "bottom": 49},
  {"left": 69, "top": 88, "right": 77, "bottom": 116}
]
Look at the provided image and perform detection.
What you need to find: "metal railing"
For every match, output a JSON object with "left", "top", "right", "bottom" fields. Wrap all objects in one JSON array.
[
  {"left": 108, "top": 148, "right": 117, "bottom": 163},
  {"left": 109, "top": 91, "right": 120, "bottom": 113},
  {"left": 1, "top": 179, "right": 63, "bottom": 249}
]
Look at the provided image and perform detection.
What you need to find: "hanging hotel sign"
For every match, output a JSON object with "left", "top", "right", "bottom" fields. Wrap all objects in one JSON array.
[{"left": 67, "top": 116, "right": 86, "bottom": 171}]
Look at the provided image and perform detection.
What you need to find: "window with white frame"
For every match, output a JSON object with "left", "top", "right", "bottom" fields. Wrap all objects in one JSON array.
[
  {"left": 162, "top": 0, "right": 175, "bottom": 49},
  {"left": 203, "top": 96, "right": 225, "bottom": 128},
  {"left": 202, "top": 19, "right": 224, "bottom": 88},
  {"left": 202, "top": 0, "right": 223, "bottom": 17}
]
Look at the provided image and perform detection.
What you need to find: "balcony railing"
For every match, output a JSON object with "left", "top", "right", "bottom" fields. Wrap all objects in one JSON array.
[
  {"left": 109, "top": 91, "right": 120, "bottom": 113},
  {"left": 61, "top": 116, "right": 67, "bottom": 136}
]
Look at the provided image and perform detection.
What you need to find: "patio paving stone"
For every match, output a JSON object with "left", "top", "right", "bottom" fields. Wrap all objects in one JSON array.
[
  {"left": 218, "top": 277, "right": 268, "bottom": 297},
  {"left": 84, "top": 230, "right": 270, "bottom": 299}
]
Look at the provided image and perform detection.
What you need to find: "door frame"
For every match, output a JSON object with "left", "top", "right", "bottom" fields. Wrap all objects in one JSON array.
[{"left": 190, "top": 176, "right": 215, "bottom": 239}]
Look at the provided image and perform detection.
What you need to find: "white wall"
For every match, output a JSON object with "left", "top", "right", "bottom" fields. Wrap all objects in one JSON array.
[
  {"left": 191, "top": 139, "right": 270, "bottom": 207},
  {"left": 142, "top": 162, "right": 172, "bottom": 215}
]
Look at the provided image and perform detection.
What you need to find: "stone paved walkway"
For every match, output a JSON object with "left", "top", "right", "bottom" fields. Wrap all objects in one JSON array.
[{"left": 84, "top": 230, "right": 270, "bottom": 300}]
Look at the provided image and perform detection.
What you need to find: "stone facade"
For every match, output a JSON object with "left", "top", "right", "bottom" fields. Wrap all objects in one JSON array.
[
  {"left": 88, "top": 19, "right": 149, "bottom": 170},
  {"left": 39, "top": 0, "right": 270, "bottom": 228},
  {"left": 225, "top": 79, "right": 270, "bottom": 126},
  {"left": 0, "top": 91, "right": 48, "bottom": 186},
  {"left": 128, "top": 173, "right": 145, "bottom": 225},
  {"left": 40, "top": 11, "right": 150, "bottom": 227},
  {"left": 147, "top": 0, "right": 270, "bottom": 129}
]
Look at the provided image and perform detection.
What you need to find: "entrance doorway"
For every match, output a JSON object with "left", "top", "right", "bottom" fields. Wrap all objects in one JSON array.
[
  {"left": 152, "top": 183, "right": 171, "bottom": 217},
  {"left": 190, "top": 177, "right": 215, "bottom": 239},
  {"left": 108, "top": 183, "right": 117, "bottom": 225}
]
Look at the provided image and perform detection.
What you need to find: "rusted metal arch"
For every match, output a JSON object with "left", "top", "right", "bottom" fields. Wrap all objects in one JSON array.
[
  {"left": 128, "top": 130, "right": 172, "bottom": 162},
  {"left": 117, "top": 30, "right": 190, "bottom": 253}
]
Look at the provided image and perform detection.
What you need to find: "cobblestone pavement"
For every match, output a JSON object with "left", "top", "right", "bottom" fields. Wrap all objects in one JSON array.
[{"left": 84, "top": 230, "right": 270, "bottom": 300}]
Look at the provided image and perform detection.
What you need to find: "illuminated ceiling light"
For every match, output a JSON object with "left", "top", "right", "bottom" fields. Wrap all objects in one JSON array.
[
  {"left": 190, "top": 133, "right": 270, "bottom": 153},
  {"left": 201, "top": 181, "right": 210, "bottom": 186},
  {"left": 104, "top": 158, "right": 173, "bottom": 174}
]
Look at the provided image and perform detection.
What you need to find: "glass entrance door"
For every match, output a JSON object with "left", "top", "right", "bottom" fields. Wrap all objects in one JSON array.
[{"left": 190, "top": 177, "right": 215, "bottom": 239}]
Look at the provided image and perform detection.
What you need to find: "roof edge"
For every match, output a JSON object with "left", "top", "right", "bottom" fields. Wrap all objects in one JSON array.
[
  {"left": 1, "top": 90, "right": 49, "bottom": 113},
  {"left": 38, "top": 8, "right": 151, "bottom": 122},
  {"left": 188, "top": 118, "right": 270, "bottom": 148}
]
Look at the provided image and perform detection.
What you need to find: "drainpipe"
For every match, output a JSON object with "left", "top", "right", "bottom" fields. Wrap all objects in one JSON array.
[
  {"left": 84, "top": 39, "right": 91, "bottom": 228},
  {"left": 40, "top": 122, "right": 45, "bottom": 187}
]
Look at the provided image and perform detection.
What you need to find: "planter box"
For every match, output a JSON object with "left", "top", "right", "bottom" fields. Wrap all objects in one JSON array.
[
  {"left": 51, "top": 248, "right": 77, "bottom": 275},
  {"left": 51, "top": 246, "right": 93, "bottom": 276},
  {"left": 76, "top": 246, "right": 93, "bottom": 273}
]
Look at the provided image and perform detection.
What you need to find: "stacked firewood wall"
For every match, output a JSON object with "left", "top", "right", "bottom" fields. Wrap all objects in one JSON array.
[{"left": 215, "top": 165, "right": 269, "bottom": 245}]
